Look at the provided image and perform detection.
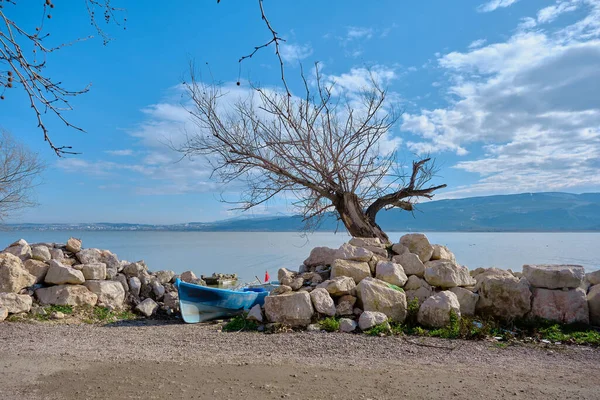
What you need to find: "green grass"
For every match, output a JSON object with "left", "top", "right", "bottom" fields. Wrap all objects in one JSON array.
[
  {"left": 364, "top": 322, "right": 391, "bottom": 336},
  {"left": 386, "top": 283, "right": 404, "bottom": 292},
  {"left": 319, "top": 316, "right": 340, "bottom": 332},
  {"left": 537, "top": 324, "right": 600, "bottom": 345},
  {"left": 222, "top": 315, "right": 259, "bottom": 332}
]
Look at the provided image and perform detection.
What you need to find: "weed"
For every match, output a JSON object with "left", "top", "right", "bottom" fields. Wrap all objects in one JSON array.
[
  {"left": 494, "top": 342, "right": 508, "bottom": 349},
  {"left": 365, "top": 322, "right": 391, "bottom": 336},
  {"left": 222, "top": 315, "right": 258, "bottom": 332},
  {"left": 429, "top": 311, "right": 460, "bottom": 339},
  {"left": 319, "top": 317, "right": 340, "bottom": 332},
  {"left": 386, "top": 283, "right": 404, "bottom": 292}
]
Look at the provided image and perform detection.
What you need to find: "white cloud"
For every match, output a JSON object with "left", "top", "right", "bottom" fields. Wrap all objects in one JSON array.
[
  {"left": 537, "top": 0, "right": 579, "bottom": 24},
  {"left": 346, "top": 27, "right": 374, "bottom": 40},
  {"left": 105, "top": 149, "right": 133, "bottom": 156},
  {"left": 468, "top": 39, "right": 487, "bottom": 49},
  {"left": 477, "top": 0, "right": 520, "bottom": 13},
  {"left": 279, "top": 43, "right": 313, "bottom": 63},
  {"left": 402, "top": 2, "right": 600, "bottom": 196}
]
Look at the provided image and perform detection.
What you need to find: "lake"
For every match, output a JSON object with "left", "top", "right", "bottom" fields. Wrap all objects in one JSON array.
[{"left": 1, "top": 231, "right": 598, "bottom": 282}]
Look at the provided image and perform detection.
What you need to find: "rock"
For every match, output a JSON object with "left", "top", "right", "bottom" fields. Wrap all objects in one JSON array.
[
  {"left": 317, "top": 276, "right": 356, "bottom": 297},
  {"left": 36, "top": 285, "right": 98, "bottom": 306},
  {"left": 587, "top": 270, "right": 600, "bottom": 286},
  {"left": 523, "top": 264, "right": 585, "bottom": 289},
  {"left": 163, "top": 291, "right": 179, "bottom": 311},
  {"left": 84, "top": 280, "right": 126, "bottom": 309},
  {"left": 424, "top": 260, "right": 475, "bottom": 288},
  {"left": 588, "top": 284, "right": 600, "bottom": 326},
  {"left": 339, "top": 318, "right": 357, "bottom": 332},
  {"left": 129, "top": 277, "right": 142, "bottom": 297},
  {"left": 330, "top": 259, "right": 371, "bottom": 284},
  {"left": 530, "top": 288, "right": 589, "bottom": 324},
  {"left": 301, "top": 272, "right": 323, "bottom": 285},
  {"left": 123, "top": 262, "right": 148, "bottom": 278},
  {"left": 113, "top": 273, "right": 129, "bottom": 293},
  {"left": 375, "top": 261, "right": 408, "bottom": 287},
  {"left": 449, "top": 287, "right": 479, "bottom": 316},
  {"left": 50, "top": 311, "right": 65, "bottom": 320},
  {"left": 392, "top": 253, "right": 425, "bottom": 277},
  {"left": 358, "top": 311, "right": 388, "bottom": 331},
  {"left": 50, "top": 248, "right": 65, "bottom": 261},
  {"left": 417, "top": 291, "right": 461, "bottom": 328},
  {"left": 404, "top": 275, "right": 433, "bottom": 305},
  {"left": 287, "top": 277, "right": 304, "bottom": 291},
  {"left": 475, "top": 275, "right": 532, "bottom": 321},
  {"left": 247, "top": 304, "right": 263, "bottom": 322},
  {"left": 135, "top": 298, "right": 159, "bottom": 317},
  {"left": 298, "top": 286, "right": 314, "bottom": 293},
  {"left": 4, "top": 242, "right": 32, "bottom": 261},
  {"left": 31, "top": 245, "right": 51, "bottom": 262},
  {"left": 44, "top": 261, "right": 85, "bottom": 285},
  {"left": 23, "top": 259, "right": 49, "bottom": 283},
  {"left": 0, "top": 307, "right": 7, "bottom": 321},
  {"left": 336, "top": 295, "right": 357, "bottom": 316},
  {"left": 0, "top": 253, "right": 37, "bottom": 293},
  {"left": 335, "top": 243, "right": 374, "bottom": 262},
  {"left": 309, "top": 288, "right": 336, "bottom": 316},
  {"left": 399, "top": 233, "right": 434, "bottom": 262},
  {"left": 356, "top": 277, "right": 407, "bottom": 322},
  {"left": 303, "top": 247, "right": 337, "bottom": 268},
  {"left": 76, "top": 248, "right": 102, "bottom": 264},
  {"left": 306, "top": 323, "right": 321, "bottom": 332},
  {"left": 391, "top": 243, "right": 408, "bottom": 256},
  {"left": 100, "top": 250, "right": 120, "bottom": 274},
  {"left": 65, "top": 237, "right": 82, "bottom": 253},
  {"left": 155, "top": 270, "right": 175, "bottom": 285},
  {"left": 150, "top": 281, "right": 165, "bottom": 300},
  {"left": 264, "top": 291, "right": 314, "bottom": 327},
  {"left": 349, "top": 237, "right": 384, "bottom": 248},
  {"left": 81, "top": 263, "right": 107, "bottom": 280},
  {"left": 364, "top": 246, "right": 388, "bottom": 258},
  {"left": 271, "top": 285, "right": 293, "bottom": 295},
  {"left": 180, "top": 270, "right": 205, "bottom": 285},
  {"left": 431, "top": 245, "right": 457, "bottom": 263},
  {"left": 0, "top": 292, "right": 33, "bottom": 313}
]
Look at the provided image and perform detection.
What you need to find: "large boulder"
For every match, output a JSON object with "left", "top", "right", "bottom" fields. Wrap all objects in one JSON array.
[
  {"left": 399, "top": 233, "right": 434, "bottom": 262},
  {"left": 100, "top": 250, "right": 120, "bottom": 277},
  {"left": 246, "top": 304, "right": 263, "bottom": 323},
  {"left": 4, "top": 240, "right": 32, "bottom": 261},
  {"left": 135, "top": 298, "right": 158, "bottom": 317},
  {"left": 339, "top": 318, "right": 358, "bottom": 333},
  {"left": 31, "top": 245, "right": 51, "bottom": 262},
  {"left": 155, "top": 270, "right": 175, "bottom": 285},
  {"left": 334, "top": 243, "right": 374, "bottom": 262},
  {"left": 356, "top": 277, "right": 407, "bottom": 322},
  {"left": 475, "top": 274, "right": 532, "bottom": 321},
  {"left": 417, "top": 291, "right": 461, "bottom": 328},
  {"left": 50, "top": 248, "right": 65, "bottom": 261},
  {"left": 44, "top": 261, "right": 85, "bottom": 285},
  {"left": 317, "top": 276, "right": 356, "bottom": 297},
  {"left": 587, "top": 270, "right": 600, "bottom": 286},
  {"left": 129, "top": 277, "right": 142, "bottom": 297},
  {"left": 391, "top": 243, "right": 408, "bottom": 256},
  {"left": 23, "top": 259, "right": 49, "bottom": 283},
  {"left": 349, "top": 237, "right": 384, "bottom": 248},
  {"left": 335, "top": 295, "right": 357, "bottom": 316},
  {"left": 523, "top": 264, "right": 585, "bottom": 289},
  {"left": 431, "top": 245, "right": 456, "bottom": 263},
  {"left": 65, "top": 237, "right": 82, "bottom": 253},
  {"left": 179, "top": 270, "right": 205, "bottom": 285},
  {"left": 330, "top": 259, "right": 371, "bottom": 284},
  {"left": 35, "top": 285, "right": 98, "bottom": 306},
  {"left": 424, "top": 260, "right": 475, "bottom": 288},
  {"left": 163, "top": 291, "right": 179, "bottom": 311},
  {"left": 112, "top": 273, "right": 129, "bottom": 293},
  {"left": 76, "top": 248, "right": 102, "bottom": 264},
  {"left": 375, "top": 261, "right": 408, "bottom": 287},
  {"left": 588, "top": 284, "right": 600, "bottom": 326},
  {"left": 309, "top": 288, "right": 336, "bottom": 317},
  {"left": 303, "top": 247, "right": 337, "bottom": 268},
  {"left": 264, "top": 291, "right": 314, "bottom": 327},
  {"left": 84, "top": 280, "right": 126, "bottom": 309},
  {"left": 123, "top": 261, "right": 148, "bottom": 278},
  {"left": 449, "top": 287, "right": 479, "bottom": 316},
  {"left": 0, "top": 292, "right": 33, "bottom": 314},
  {"left": 404, "top": 275, "right": 433, "bottom": 305},
  {"left": 81, "top": 263, "right": 107, "bottom": 280},
  {"left": 358, "top": 311, "right": 388, "bottom": 331},
  {"left": 0, "top": 253, "right": 36, "bottom": 293},
  {"left": 392, "top": 253, "right": 425, "bottom": 277},
  {"left": 530, "top": 288, "right": 589, "bottom": 325}
]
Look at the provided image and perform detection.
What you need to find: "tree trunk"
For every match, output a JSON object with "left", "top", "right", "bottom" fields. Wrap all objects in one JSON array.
[{"left": 334, "top": 192, "right": 390, "bottom": 244}]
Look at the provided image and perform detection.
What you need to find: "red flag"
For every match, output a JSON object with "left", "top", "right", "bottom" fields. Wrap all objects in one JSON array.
[{"left": 265, "top": 270, "right": 270, "bottom": 282}]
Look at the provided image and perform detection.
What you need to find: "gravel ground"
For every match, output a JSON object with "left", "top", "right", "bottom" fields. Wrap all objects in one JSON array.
[{"left": 1, "top": 320, "right": 600, "bottom": 399}]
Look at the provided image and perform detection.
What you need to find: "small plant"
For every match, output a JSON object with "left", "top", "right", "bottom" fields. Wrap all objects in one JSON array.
[
  {"left": 47, "top": 305, "right": 74, "bottom": 315},
  {"left": 405, "top": 297, "right": 420, "bottom": 326},
  {"left": 387, "top": 283, "right": 404, "bottom": 292},
  {"left": 365, "top": 322, "right": 391, "bottom": 336},
  {"left": 319, "top": 317, "right": 340, "bottom": 332},
  {"left": 222, "top": 315, "right": 258, "bottom": 332},
  {"left": 429, "top": 311, "right": 460, "bottom": 339}
]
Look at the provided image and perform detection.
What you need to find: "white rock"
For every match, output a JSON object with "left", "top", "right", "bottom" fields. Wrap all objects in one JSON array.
[
  {"left": 404, "top": 275, "right": 433, "bottom": 305},
  {"left": 431, "top": 245, "right": 456, "bottom": 263},
  {"left": 303, "top": 247, "right": 337, "bottom": 268},
  {"left": 391, "top": 243, "right": 409, "bottom": 256},
  {"left": 339, "top": 318, "right": 358, "bottom": 332},
  {"left": 271, "top": 285, "right": 293, "bottom": 295},
  {"left": 399, "top": 233, "right": 434, "bottom": 262},
  {"left": 163, "top": 291, "right": 179, "bottom": 311},
  {"left": 530, "top": 287, "right": 589, "bottom": 325},
  {"left": 309, "top": 288, "right": 336, "bottom": 317},
  {"left": 392, "top": 252, "right": 425, "bottom": 277},
  {"left": 417, "top": 291, "right": 461, "bottom": 328},
  {"left": 334, "top": 243, "right": 374, "bottom": 262},
  {"left": 523, "top": 264, "right": 585, "bottom": 289},
  {"left": 44, "top": 261, "right": 85, "bottom": 285},
  {"left": 349, "top": 237, "right": 384, "bottom": 248},
  {"left": 35, "top": 285, "right": 98, "bottom": 306},
  {"left": 264, "top": 291, "right": 314, "bottom": 327},
  {"left": 112, "top": 273, "right": 129, "bottom": 293},
  {"left": 76, "top": 248, "right": 102, "bottom": 264},
  {"left": 588, "top": 284, "right": 600, "bottom": 326},
  {"left": 356, "top": 277, "right": 407, "bottom": 322},
  {"left": 0, "top": 253, "right": 36, "bottom": 293},
  {"left": 81, "top": 263, "right": 107, "bottom": 280},
  {"left": 31, "top": 245, "right": 51, "bottom": 262},
  {"left": 358, "top": 311, "right": 388, "bottom": 331},
  {"left": 155, "top": 270, "right": 175, "bottom": 285},
  {"left": 4, "top": 242, "right": 32, "bottom": 261},
  {"left": 247, "top": 304, "right": 264, "bottom": 323},
  {"left": 150, "top": 281, "right": 165, "bottom": 300},
  {"left": 0, "top": 307, "right": 7, "bottom": 322},
  {"left": 136, "top": 298, "right": 159, "bottom": 317},
  {"left": 587, "top": 270, "right": 600, "bottom": 286},
  {"left": 424, "top": 260, "right": 475, "bottom": 288},
  {"left": 316, "top": 277, "right": 356, "bottom": 298},
  {"left": 123, "top": 262, "right": 147, "bottom": 278},
  {"left": 180, "top": 270, "right": 203, "bottom": 284},
  {"left": 22, "top": 259, "right": 49, "bottom": 283},
  {"left": 0, "top": 292, "right": 33, "bottom": 314},
  {"left": 335, "top": 295, "right": 357, "bottom": 316},
  {"left": 475, "top": 274, "right": 532, "bottom": 321},
  {"left": 84, "top": 280, "right": 126, "bottom": 309},
  {"left": 50, "top": 248, "right": 65, "bottom": 261},
  {"left": 129, "top": 277, "right": 142, "bottom": 297},
  {"left": 449, "top": 287, "right": 479, "bottom": 316},
  {"left": 330, "top": 259, "right": 371, "bottom": 284},
  {"left": 375, "top": 261, "right": 408, "bottom": 287},
  {"left": 65, "top": 237, "right": 82, "bottom": 253}
]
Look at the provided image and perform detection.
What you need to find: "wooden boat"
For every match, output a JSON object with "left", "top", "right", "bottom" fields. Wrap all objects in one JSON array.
[{"left": 175, "top": 278, "right": 269, "bottom": 324}]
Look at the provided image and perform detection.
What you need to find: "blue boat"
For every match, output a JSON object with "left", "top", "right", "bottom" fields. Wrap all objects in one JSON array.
[{"left": 175, "top": 278, "right": 270, "bottom": 324}]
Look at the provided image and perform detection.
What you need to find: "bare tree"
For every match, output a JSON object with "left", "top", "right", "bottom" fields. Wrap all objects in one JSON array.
[
  {"left": 177, "top": 65, "right": 446, "bottom": 243},
  {"left": 0, "top": 0, "right": 125, "bottom": 156},
  {"left": 0, "top": 129, "right": 45, "bottom": 220}
]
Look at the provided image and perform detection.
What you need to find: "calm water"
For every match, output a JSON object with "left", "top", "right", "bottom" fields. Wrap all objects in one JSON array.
[{"left": 1, "top": 231, "right": 598, "bottom": 282}]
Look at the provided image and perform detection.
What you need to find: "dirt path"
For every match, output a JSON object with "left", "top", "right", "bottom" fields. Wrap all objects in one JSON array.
[{"left": 1, "top": 320, "right": 599, "bottom": 400}]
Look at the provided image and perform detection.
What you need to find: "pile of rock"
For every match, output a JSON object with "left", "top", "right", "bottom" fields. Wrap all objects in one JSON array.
[
  {"left": 252, "top": 234, "right": 600, "bottom": 332},
  {"left": 0, "top": 238, "right": 202, "bottom": 321}
]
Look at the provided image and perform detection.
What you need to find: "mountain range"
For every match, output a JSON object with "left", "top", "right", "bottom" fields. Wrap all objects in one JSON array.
[{"left": 5, "top": 192, "right": 600, "bottom": 232}]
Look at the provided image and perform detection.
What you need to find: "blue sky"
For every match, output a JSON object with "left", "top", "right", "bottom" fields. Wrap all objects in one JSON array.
[{"left": 2, "top": 0, "right": 599, "bottom": 223}]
